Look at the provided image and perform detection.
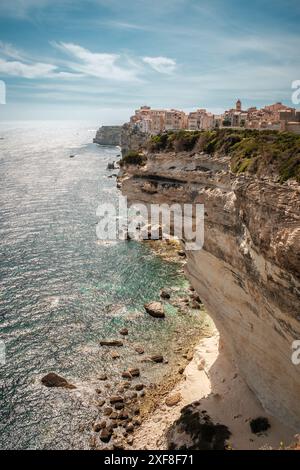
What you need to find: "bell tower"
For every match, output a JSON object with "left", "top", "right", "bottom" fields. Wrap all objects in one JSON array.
[{"left": 236, "top": 99, "right": 242, "bottom": 112}]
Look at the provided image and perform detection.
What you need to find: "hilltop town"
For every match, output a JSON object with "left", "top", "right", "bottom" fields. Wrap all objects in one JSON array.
[{"left": 128, "top": 100, "right": 300, "bottom": 135}]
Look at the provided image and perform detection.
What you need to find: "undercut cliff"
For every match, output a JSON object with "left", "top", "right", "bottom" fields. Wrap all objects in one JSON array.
[{"left": 119, "top": 131, "right": 300, "bottom": 430}]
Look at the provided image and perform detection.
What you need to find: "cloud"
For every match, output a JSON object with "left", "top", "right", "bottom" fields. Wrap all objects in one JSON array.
[
  {"left": 52, "top": 42, "right": 140, "bottom": 81},
  {"left": 0, "top": 40, "right": 140, "bottom": 81},
  {"left": 0, "top": 42, "right": 81, "bottom": 79},
  {"left": 102, "top": 21, "right": 148, "bottom": 31},
  {"left": 0, "top": 58, "right": 80, "bottom": 79},
  {"left": 0, "top": 58, "right": 56, "bottom": 78},
  {"left": 0, "top": 0, "right": 52, "bottom": 18},
  {"left": 0, "top": 41, "right": 26, "bottom": 60},
  {"left": 143, "top": 56, "right": 176, "bottom": 74}
]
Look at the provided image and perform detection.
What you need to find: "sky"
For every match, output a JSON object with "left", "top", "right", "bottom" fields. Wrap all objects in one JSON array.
[{"left": 0, "top": 0, "right": 299, "bottom": 122}]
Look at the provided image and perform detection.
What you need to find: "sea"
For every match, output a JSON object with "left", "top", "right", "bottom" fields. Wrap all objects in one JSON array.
[{"left": 0, "top": 121, "right": 205, "bottom": 449}]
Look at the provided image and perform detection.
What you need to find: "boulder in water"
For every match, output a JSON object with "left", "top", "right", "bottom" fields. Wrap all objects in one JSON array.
[
  {"left": 119, "top": 327, "right": 128, "bottom": 336},
  {"left": 150, "top": 354, "right": 164, "bottom": 363},
  {"left": 41, "top": 372, "right": 76, "bottom": 389},
  {"left": 134, "top": 345, "right": 144, "bottom": 355},
  {"left": 144, "top": 301, "right": 165, "bottom": 318},
  {"left": 100, "top": 340, "right": 123, "bottom": 347},
  {"left": 160, "top": 289, "right": 171, "bottom": 299}
]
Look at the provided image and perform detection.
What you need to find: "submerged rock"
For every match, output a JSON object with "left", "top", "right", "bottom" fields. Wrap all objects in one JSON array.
[
  {"left": 128, "top": 368, "right": 140, "bottom": 377},
  {"left": 115, "top": 402, "right": 125, "bottom": 410},
  {"left": 134, "top": 346, "right": 144, "bottom": 355},
  {"left": 93, "top": 421, "right": 106, "bottom": 432},
  {"left": 144, "top": 301, "right": 165, "bottom": 318},
  {"left": 167, "top": 402, "right": 231, "bottom": 450},
  {"left": 103, "top": 407, "right": 113, "bottom": 416},
  {"left": 98, "top": 373, "right": 108, "bottom": 381},
  {"left": 150, "top": 354, "right": 164, "bottom": 363},
  {"left": 110, "top": 395, "right": 124, "bottom": 404},
  {"left": 100, "top": 428, "right": 112, "bottom": 443},
  {"left": 41, "top": 373, "right": 76, "bottom": 389},
  {"left": 119, "top": 328, "right": 128, "bottom": 336},
  {"left": 160, "top": 289, "right": 171, "bottom": 299},
  {"left": 122, "top": 368, "right": 140, "bottom": 379},
  {"left": 121, "top": 371, "right": 132, "bottom": 379},
  {"left": 135, "top": 384, "right": 144, "bottom": 391}
]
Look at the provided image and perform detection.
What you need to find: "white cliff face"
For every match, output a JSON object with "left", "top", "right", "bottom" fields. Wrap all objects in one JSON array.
[
  {"left": 120, "top": 150, "right": 300, "bottom": 430},
  {"left": 120, "top": 124, "right": 149, "bottom": 157},
  {"left": 93, "top": 126, "right": 122, "bottom": 146}
]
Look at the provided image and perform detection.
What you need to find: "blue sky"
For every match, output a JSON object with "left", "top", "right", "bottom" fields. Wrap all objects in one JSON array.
[{"left": 0, "top": 0, "right": 299, "bottom": 122}]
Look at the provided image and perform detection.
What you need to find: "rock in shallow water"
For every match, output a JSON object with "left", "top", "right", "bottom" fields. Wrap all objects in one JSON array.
[
  {"left": 160, "top": 289, "right": 171, "bottom": 299},
  {"left": 144, "top": 301, "right": 165, "bottom": 318},
  {"left": 110, "top": 395, "right": 124, "bottom": 404},
  {"left": 100, "top": 340, "right": 123, "bottom": 347},
  {"left": 134, "top": 346, "right": 144, "bottom": 355},
  {"left": 41, "top": 373, "right": 76, "bottom": 389},
  {"left": 150, "top": 354, "right": 164, "bottom": 363},
  {"left": 100, "top": 428, "right": 112, "bottom": 443},
  {"left": 119, "top": 328, "right": 129, "bottom": 336},
  {"left": 98, "top": 373, "right": 108, "bottom": 381}
]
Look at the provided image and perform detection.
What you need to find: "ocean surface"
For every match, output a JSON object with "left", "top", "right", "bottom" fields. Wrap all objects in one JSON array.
[{"left": 0, "top": 121, "right": 205, "bottom": 449}]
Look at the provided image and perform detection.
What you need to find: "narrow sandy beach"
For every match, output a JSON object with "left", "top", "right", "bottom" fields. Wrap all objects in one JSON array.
[{"left": 131, "top": 325, "right": 295, "bottom": 450}]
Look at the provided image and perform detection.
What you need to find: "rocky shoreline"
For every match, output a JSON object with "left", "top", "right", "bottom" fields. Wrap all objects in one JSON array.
[
  {"left": 89, "top": 245, "right": 210, "bottom": 450},
  {"left": 41, "top": 236, "right": 209, "bottom": 450}
]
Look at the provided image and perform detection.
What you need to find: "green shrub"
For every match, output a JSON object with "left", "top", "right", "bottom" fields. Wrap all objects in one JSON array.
[
  {"left": 120, "top": 151, "right": 147, "bottom": 166},
  {"left": 144, "top": 128, "right": 300, "bottom": 183}
]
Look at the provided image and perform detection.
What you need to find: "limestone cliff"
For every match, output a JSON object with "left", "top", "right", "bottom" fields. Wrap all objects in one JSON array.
[
  {"left": 94, "top": 126, "right": 122, "bottom": 146},
  {"left": 121, "top": 124, "right": 149, "bottom": 157},
  {"left": 119, "top": 137, "right": 300, "bottom": 430}
]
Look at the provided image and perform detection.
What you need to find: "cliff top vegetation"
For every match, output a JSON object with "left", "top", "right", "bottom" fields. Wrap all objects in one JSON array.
[{"left": 147, "top": 129, "right": 300, "bottom": 183}]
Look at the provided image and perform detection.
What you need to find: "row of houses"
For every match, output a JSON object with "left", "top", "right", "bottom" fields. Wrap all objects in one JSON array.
[{"left": 129, "top": 100, "right": 300, "bottom": 135}]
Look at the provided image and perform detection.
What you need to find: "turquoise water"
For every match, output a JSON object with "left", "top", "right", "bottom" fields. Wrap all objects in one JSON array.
[{"left": 0, "top": 121, "right": 203, "bottom": 449}]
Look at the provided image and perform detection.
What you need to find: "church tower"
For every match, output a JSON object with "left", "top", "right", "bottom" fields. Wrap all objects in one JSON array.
[{"left": 236, "top": 99, "right": 242, "bottom": 112}]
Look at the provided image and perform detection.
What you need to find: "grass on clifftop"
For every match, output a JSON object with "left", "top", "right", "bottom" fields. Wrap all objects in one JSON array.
[{"left": 147, "top": 129, "right": 300, "bottom": 183}]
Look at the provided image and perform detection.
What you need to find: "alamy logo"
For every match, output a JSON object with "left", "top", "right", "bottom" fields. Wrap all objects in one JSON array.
[
  {"left": 96, "top": 196, "right": 204, "bottom": 251},
  {"left": 0, "top": 80, "right": 6, "bottom": 104},
  {"left": 291, "top": 340, "right": 300, "bottom": 365},
  {"left": 0, "top": 341, "right": 6, "bottom": 366},
  {"left": 291, "top": 80, "right": 300, "bottom": 105}
]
